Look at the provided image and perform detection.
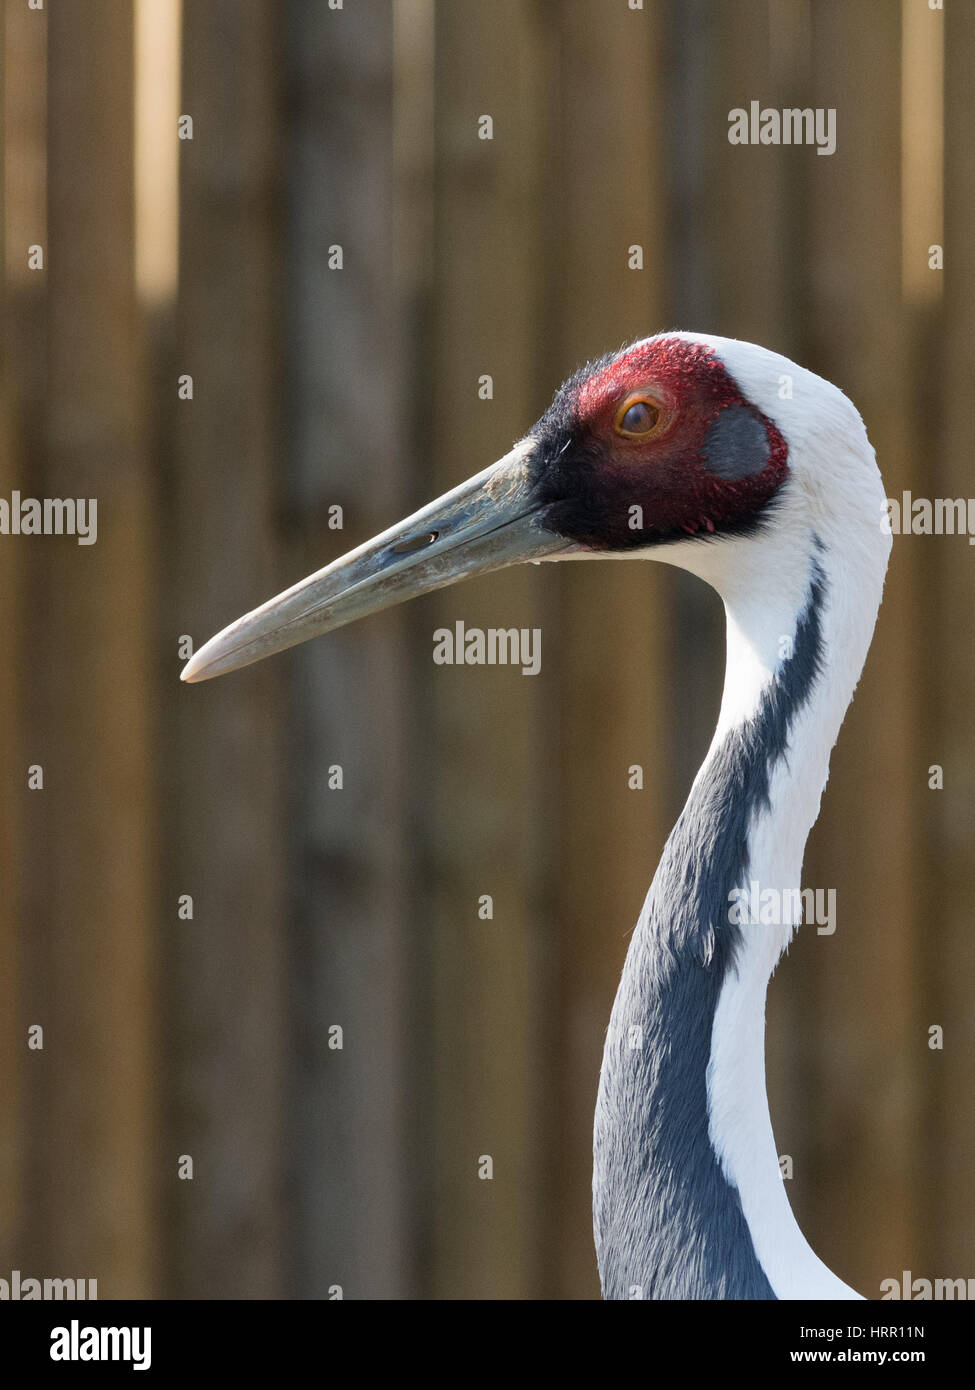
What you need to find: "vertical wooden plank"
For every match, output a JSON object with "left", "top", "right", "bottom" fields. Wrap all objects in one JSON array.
[
  {"left": 932, "top": 0, "right": 975, "bottom": 1276},
  {"left": 20, "top": 0, "right": 156, "bottom": 1295},
  {"left": 799, "top": 0, "right": 921, "bottom": 1294},
  {"left": 545, "top": 0, "right": 672, "bottom": 1300},
  {"left": 0, "top": 384, "right": 20, "bottom": 1263},
  {"left": 709, "top": 0, "right": 808, "bottom": 350},
  {"left": 281, "top": 0, "right": 415, "bottom": 1300},
  {"left": 428, "top": 0, "right": 556, "bottom": 1298},
  {"left": 0, "top": 0, "right": 47, "bottom": 1278},
  {"left": 0, "top": 0, "right": 17, "bottom": 1268},
  {"left": 168, "top": 0, "right": 285, "bottom": 1298}
]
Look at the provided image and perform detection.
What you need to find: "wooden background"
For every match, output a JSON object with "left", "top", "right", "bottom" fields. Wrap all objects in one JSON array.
[{"left": 1, "top": 0, "right": 970, "bottom": 1299}]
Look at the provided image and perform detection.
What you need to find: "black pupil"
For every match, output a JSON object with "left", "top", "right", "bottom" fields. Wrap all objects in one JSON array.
[{"left": 622, "top": 401, "right": 658, "bottom": 433}]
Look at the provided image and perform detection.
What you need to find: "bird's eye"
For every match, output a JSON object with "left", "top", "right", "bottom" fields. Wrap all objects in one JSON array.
[{"left": 615, "top": 395, "right": 662, "bottom": 438}]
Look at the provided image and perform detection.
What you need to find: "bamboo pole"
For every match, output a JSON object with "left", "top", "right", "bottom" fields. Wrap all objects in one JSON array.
[
  {"left": 281, "top": 0, "right": 414, "bottom": 1300},
  {"left": 931, "top": 0, "right": 975, "bottom": 1277},
  {"left": 0, "top": 0, "right": 18, "bottom": 1267},
  {"left": 0, "top": 0, "right": 47, "bottom": 1281},
  {"left": 427, "top": 0, "right": 557, "bottom": 1298},
  {"left": 20, "top": 0, "right": 156, "bottom": 1296},
  {"left": 166, "top": 0, "right": 285, "bottom": 1299}
]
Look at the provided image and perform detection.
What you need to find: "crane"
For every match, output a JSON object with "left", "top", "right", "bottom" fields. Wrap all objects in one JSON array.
[{"left": 182, "top": 332, "right": 890, "bottom": 1299}]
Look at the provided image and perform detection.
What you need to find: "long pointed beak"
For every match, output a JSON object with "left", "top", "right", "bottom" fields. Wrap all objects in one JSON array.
[{"left": 181, "top": 438, "right": 565, "bottom": 683}]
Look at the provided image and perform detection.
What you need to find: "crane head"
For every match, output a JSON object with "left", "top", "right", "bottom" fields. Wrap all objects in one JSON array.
[{"left": 181, "top": 332, "right": 878, "bottom": 683}]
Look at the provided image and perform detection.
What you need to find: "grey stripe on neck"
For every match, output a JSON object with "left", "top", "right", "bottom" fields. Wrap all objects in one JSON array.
[{"left": 593, "top": 557, "right": 826, "bottom": 1300}]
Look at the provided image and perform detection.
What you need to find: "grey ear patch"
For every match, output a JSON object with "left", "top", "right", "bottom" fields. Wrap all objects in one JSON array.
[{"left": 701, "top": 405, "right": 770, "bottom": 479}]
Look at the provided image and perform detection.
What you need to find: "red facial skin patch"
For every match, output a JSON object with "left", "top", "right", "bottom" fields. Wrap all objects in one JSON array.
[{"left": 531, "top": 337, "right": 789, "bottom": 551}]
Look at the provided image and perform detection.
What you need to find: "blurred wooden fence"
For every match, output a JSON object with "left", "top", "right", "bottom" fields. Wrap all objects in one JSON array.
[{"left": 0, "top": 0, "right": 971, "bottom": 1299}]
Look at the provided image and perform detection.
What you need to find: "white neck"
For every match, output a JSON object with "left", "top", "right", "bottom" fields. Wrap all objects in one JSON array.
[
  {"left": 689, "top": 522, "right": 885, "bottom": 1299},
  {"left": 589, "top": 332, "right": 891, "bottom": 1299}
]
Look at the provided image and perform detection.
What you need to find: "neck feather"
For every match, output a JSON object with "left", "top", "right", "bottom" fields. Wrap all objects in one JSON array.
[{"left": 594, "top": 532, "right": 881, "bottom": 1300}]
